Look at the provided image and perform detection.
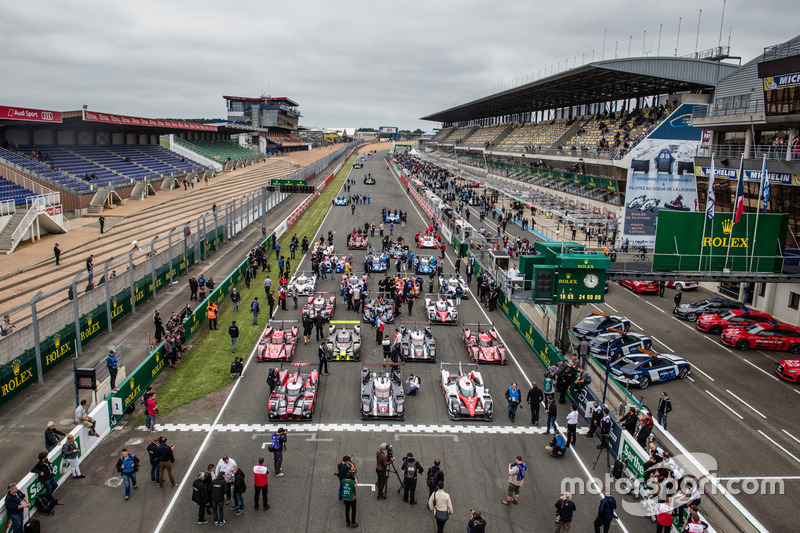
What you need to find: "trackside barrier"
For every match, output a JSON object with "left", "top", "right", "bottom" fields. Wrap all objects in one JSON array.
[{"left": 390, "top": 154, "right": 766, "bottom": 532}]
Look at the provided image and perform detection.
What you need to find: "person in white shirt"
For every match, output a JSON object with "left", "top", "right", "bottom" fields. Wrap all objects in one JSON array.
[
  {"left": 75, "top": 399, "right": 98, "bottom": 436},
  {"left": 406, "top": 374, "right": 420, "bottom": 395},
  {"left": 565, "top": 404, "right": 579, "bottom": 447},
  {"left": 215, "top": 456, "right": 238, "bottom": 504}
]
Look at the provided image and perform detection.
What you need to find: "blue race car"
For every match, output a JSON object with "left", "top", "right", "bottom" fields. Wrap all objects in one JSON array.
[
  {"left": 383, "top": 213, "right": 401, "bottom": 223},
  {"left": 589, "top": 332, "right": 652, "bottom": 362},
  {"left": 413, "top": 255, "right": 437, "bottom": 274},
  {"left": 322, "top": 255, "right": 348, "bottom": 273},
  {"left": 572, "top": 313, "right": 630, "bottom": 339},
  {"left": 333, "top": 197, "right": 348, "bottom": 206},
  {"left": 609, "top": 351, "right": 691, "bottom": 389},
  {"left": 367, "top": 254, "right": 389, "bottom": 273}
]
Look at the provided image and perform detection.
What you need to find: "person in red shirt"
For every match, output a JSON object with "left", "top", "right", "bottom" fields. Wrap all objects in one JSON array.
[
  {"left": 440, "top": 243, "right": 446, "bottom": 259},
  {"left": 253, "top": 457, "right": 269, "bottom": 510}
]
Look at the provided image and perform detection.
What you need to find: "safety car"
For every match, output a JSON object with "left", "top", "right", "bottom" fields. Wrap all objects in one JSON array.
[
  {"left": 398, "top": 324, "right": 437, "bottom": 362},
  {"left": 288, "top": 272, "right": 317, "bottom": 296},
  {"left": 618, "top": 280, "right": 659, "bottom": 294},
  {"left": 609, "top": 351, "right": 691, "bottom": 389},
  {"left": 257, "top": 321, "right": 299, "bottom": 362},
  {"left": 439, "top": 274, "right": 469, "bottom": 300},
  {"left": 776, "top": 358, "right": 800, "bottom": 383},
  {"left": 572, "top": 312, "right": 630, "bottom": 339},
  {"left": 413, "top": 255, "right": 437, "bottom": 274},
  {"left": 325, "top": 325, "right": 362, "bottom": 361},
  {"left": 362, "top": 295, "right": 395, "bottom": 324},
  {"left": 665, "top": 281, "right": 699, "bottom": 291},
  {"left": 426, "top": 296, "right": 458, "bottom": 325},
  {"left": 462, "top": 324, "right": 507, "bottom": 364},
  {"left": 695, "top": 308, "right": 774, "bottom": 335},
  {"left": 440, "top": 362, "right": 493, "bottom": 420},
  {"left": 360, "top": 365, "right": 405, "bottom": 420},
  {"left": 302, "top": 293, "right": 336, "bottom": 322},
  {"left": 720, "top": 323, "right": 800, "bottom": 354},
  {"left": 588, "top": 331, "right": 652, "bottom": 362},
  {"left": 267, "top": 363, "right": 319, "bottom": 420},
  {"left": 673, "top": 297, "right": 742, "bottom": 322}
]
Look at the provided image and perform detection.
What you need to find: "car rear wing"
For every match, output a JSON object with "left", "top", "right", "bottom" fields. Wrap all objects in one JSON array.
[
  {"left": 280, "top": 362, "right": 310, "bottom": 370},
  {"left": 440, "top": 362, "right": 478, "bottom": 374},
  {"left": 463, "top": 322, "right": 493, "bottom": 330},
  {"left": 268, "top": 319, "right": 299, "bottom": 328}
]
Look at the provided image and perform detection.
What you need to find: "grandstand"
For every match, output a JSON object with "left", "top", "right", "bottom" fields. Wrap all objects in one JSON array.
[
  {"left": 0, "top": 176, "right": 35, "bottom": 206},
  {"left": 174, "top": 138, "right": 258, "bottom": 162},
  {"left": 0, "top": 146, "right": 92, "bottom": 192},
  {"left": 459, "top": 124, "right": 508, "bottom": 148}
]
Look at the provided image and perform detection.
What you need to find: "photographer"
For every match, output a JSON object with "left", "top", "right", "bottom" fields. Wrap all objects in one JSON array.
[
  {"left": 502, "top": 455, "right": 526, "bottom": 505},
  {"left": 375, "top": 443, "right": 394, "bottom": 501},
  {"left": 545, "top": 429, "right": 567, "bottom": 457},
  {"left": 337, "top": 455, "right": 355, "bottom": 501},
  {"left": 401, "top": 452, "right": 424, "bottom": 504},
  {"left": 269, "top": 428, "right": 287, "bottom": 477},
  {"left": 554, "top": 492, "right": 576, "bottom": 532},
  {"left": 468, "top": 509, "right": 486, "bottom": 533}
]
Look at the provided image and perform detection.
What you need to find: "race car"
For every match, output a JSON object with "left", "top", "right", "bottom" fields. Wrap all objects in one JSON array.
[
  {"left": 367, "top": 254, "right": 389, "bottom": 273},
  {"left": 398, "top": 324, "right": 437, "bottom": 362},
  {"left": 353, "top": 163, "right": 363, "bottom": 169},
  {"left": 665, "top": 281, "right": 699, "bottom": 291},
  {"left": 414, "top": 255, "right": 437, "bottom": 274},
  {"left": 321, "top": 255, "right": 348, "bottom": 273},
  {"left": 362, "top": 295, "right": 395, "bottom": 324},
  {"left": 257, "top": 321, "right": 299, "bottom": 362},
  {"left": 288, "top": 273, "right": 317, "bottom": 296},
  {"left": 417, "top": 235, "right": 438, "bottom": 248},
  {"left": 439, "top": 274, "right": 469, "bottom": 300},
  {"left": 333, "top": 196, "right": 348, "bottom": 206},
  {"left": 463, "top": 324, "right": 507, "bottom": 364},
  {"left": 364, "top": 176, "right": 375, "bottom": 185},
  {"left": 302, "top": 293, "right": 336, "bottom": 322},
  {"left": 695, "top": 308, "right": 775, "bottom": 335},
  {"left": 440, "top": 362, "right": 493, "bottom": 421},
  {"left": 720, "top": 323, "right": 800, "bottom": 354},
  {"left": 267, "top": 363, "right": 319, "bottom": 420},
  {"left": 673, "top": 297, "right": 743, "bottom": 322},
  {"left": 311, "top": 241, "right": 335, "bottom": 257},
  {"left": 609, "top": 351, "right": 691, "bottom": 389},
  {"left": 386, "top": 242, "right": 409, "bottom": 259},
  {"left": 588, "top": 331, "right": 652, "bottom": 362},
  {"left": 347, "top": 232, "right": 368, "bottom": 250},
  {"left": 426, "top": 296, "right": 458, "bottom": 325},
  {"left": 325, "top": 325, "right": 362, "bottom": 361},
  {"left": 776, "top": 358, "right": 800, "bottom": 383},
  {"left": 342, "top": 273, "right": 368, "bottom": 292},
  {"left": 618, "top": 280, "right": 659, "bottom": 294},
  {"left": 360, "top": 365, "right": 405, "bottom": 420},
  {"left": 572, "top": 312, "right": 630, "bottom": 339},
  {"left": 383, "top": 213, "right": 401, "bottom": 223}
]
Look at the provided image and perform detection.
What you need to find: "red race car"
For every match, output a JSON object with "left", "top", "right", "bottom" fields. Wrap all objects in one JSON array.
[
  {"left": 302, "top": 293, "right": 336, "bottom": 322},
  {"left": 347, "top": 232, "right": 368, "bottom": 250},
  {"left": 257, "top": 321, "right": 299, "bottom": 362},
  {"left": 776, "top": 358, "right": 800, "bottom": 383},
  {"left": 696, "top": 309, "right": 774, "bottom": 335},
  {"left": 267, "top": 363, "right": 319, "bottom": 420},
  {"left": 618, "top": 280, "right": 659, "bottom": 294},
  {"left": 720, "top": 322, "right": 800, "bottom": 354},
  {"left": 463, "top": 323, "right": 507, "bottom": 364}
]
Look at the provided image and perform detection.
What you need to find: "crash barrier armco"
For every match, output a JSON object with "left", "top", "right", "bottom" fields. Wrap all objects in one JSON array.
[
  {"left": 0, "top": 144, "right": 354, "bottom": 408},
  {"left": 390, "top": 154, "right": 766, "bottom": 533}
]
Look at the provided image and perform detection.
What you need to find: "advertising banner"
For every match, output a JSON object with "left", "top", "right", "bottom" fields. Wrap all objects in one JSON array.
[
  {"left": 622, "top": 104, "right": 706, "bottom": 247},
  {"left": 0, "top": 105, "right": 62, "bottom": 123},
  {"left": 83, "top": 110, "right": 216, "bottom": 131},
  {"left": 695, "top": 165, "right": 800, "bottom": 187}
]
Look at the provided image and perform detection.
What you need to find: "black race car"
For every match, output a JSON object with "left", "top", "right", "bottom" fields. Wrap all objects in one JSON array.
[
  {"left": 673, "top": 297, "right": 743, "bottom": 322},
  {"left": 360, "top": 365, "right": 405, "bottom": 420}
]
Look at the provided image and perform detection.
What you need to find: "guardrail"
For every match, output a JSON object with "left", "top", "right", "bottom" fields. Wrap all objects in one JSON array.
[
  {"left": 700, "top": 144, "right": 799, "bottom": 162},
  {"left": 0, "top": 199, "right": 14, "bottom": 216}
]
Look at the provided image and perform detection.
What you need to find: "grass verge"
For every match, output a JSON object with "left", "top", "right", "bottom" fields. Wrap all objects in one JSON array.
[{"left": 148, "top": 154, "right": 356, "bottom": 420}]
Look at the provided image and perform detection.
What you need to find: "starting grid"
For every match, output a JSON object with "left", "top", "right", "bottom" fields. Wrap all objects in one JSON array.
[{"left": 141, "top": 422, "right": 590, "bottom": 435}]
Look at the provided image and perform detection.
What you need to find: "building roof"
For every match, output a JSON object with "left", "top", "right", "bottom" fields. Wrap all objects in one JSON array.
[{"left": 420, "top": 57, "right": 738, "bottom": 124}]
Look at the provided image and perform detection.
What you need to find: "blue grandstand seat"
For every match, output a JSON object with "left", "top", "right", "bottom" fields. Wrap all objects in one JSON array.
[{"left": 0, "top": 176, "right": 36, "bottom": 206}]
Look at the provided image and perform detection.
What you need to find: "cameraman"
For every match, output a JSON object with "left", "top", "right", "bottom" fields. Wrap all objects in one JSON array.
[{"left": 375, "top": 443, "right": 394, "bottom": 501}]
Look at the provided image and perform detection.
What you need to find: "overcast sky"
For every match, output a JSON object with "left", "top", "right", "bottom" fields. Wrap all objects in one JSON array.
[{"left": 1, "top": 1, "right": 796, "bottom": 132}]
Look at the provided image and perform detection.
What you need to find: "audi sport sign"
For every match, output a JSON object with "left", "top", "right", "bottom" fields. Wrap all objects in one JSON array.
[{"left": 1, "top": 105, "right": 62, "bottom": 123}]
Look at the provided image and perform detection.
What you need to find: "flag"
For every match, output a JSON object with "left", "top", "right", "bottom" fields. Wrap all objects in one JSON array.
[
  {"left": 733, "top": 157, "right": 745, "bottom": 223},
  {"left": 706, "top": 157, "right": 716, "bottom": 220},
  {"left": 762, "top": 158, "right": 770, "bottom": 214}
]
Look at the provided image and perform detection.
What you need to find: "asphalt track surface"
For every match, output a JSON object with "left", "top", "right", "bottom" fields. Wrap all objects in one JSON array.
[
  {"left": 451, "top": 178, "right": 799, "bottom": 532},
  {"left": 146, "top": 152, "right": 657, "bottom": 533}
]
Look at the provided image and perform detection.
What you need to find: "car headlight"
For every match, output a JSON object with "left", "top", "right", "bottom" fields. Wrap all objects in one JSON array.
[{"left": 788, "top": 369, "right": 799, "bottom": 374}]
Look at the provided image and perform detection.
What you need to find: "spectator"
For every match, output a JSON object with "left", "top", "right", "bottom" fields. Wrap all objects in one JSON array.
[
  {"left": 545, "top": 429, "right": 567, "bottom": 457},
  {"left": 4, "top": 483, "right": 31, "bottom": 533},
  {"left": 207, "top": 301, "right": 218, "bottom": 330},
  {"left": 251, "top": 297, "right": 261, "bottom": 325},
  {"left": 75, "top": 399, "right": 98, "bottom": 436},
  {"left": 231, "top": 465, "right": 246, "bottom": 515},
  {"left": 467, "top": 509, "right": 486, "bottom": 533},
  {"left": 228, "top": 321, "right": 240, "bottom": 353},
  {"left": 566, "top": 404, "right": 579, "bottom": 448},
  {"left": 594, "top": 491, "right": 617, "bottom": 533},
  {"left": 545, "top": 396, "right": 557, "bottom": 434},
  {"left": 401, "top": 452, "right": 424, "bottom": 504},
  {"left": 230, "top": 357, "right": 244, "bottom": 378},
  {"left": 505, "top": 382, "right": 521, "bottom": 422},
  {"left": 270, "top": 428, "right": 287, "bottom": 476},
  {"left": 44, "top": 421, "right": 66, "bottom": 452},
  {"left": 230, "top": 287, "right": 241, "bottom": 312},
  {"left": 147, "top": 437, "right": 160, "bottom": 482},
  {"left": 189, "top": 276, "right": 199, "bottom": 301},
  {"left": 406, "top": 373, "right": 420, "bottom": 395},
  {"left": 0, "top": 315, "right": 15, "bottom": 336},
  {"left": 253, "top": 457, "right": 269, "bottom": 510},
  {"left": 657, "top": 392, "right": 672, "bottom": 430},
  {"left": 192, "top": 472, "right": 210, "bottom": 524},
  {"left": 157, "top": 437, "right": 177, "bottom": 488},
  {"left": 555, "top": 492, "right": 576, "bottom": 532},
  {"left": 63, "top": 434, "right": 83, "bottom": 479},
  {"left": 215, "top": 456, "right": 237, "bottom": 504},
  {"left": 428, "top": 481, "right": 453, "bottom": 533},
  {"left": 210, "top": 470, "right": 228, "bottom": 526},
  {"left": 106, "top": 349, "right": 119, "bottom": 392},
  {"left": 502, "top": 455, "right": 526, "bottom": 505},
  {"left": 116, "top": 448, "right": 139, "bottom": 501},
  {"left": 341, "top": 470, "right": 358, "bottom": 528},
  {"left": 146, "top": 393, "right": 158, "bottom": 433}
]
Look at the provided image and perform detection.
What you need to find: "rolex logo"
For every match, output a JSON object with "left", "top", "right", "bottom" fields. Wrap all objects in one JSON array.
[
  {"left": 54, "top": 334, "right": 61, "bottom": 348},
  {"left": 112, "top": 297, "right": 118, "bottom": 308},
  {"left": 87, "top": 313, "right": 93, "bottom": 325},
  {"left": 12, "top": 359, "right": 21, "bottom": 376},
  {"left": 722, "top": 219, "right": 733, "bottom": 235},
  {"left": 566, "top": 273, "right": 572, "bottom": 279}
]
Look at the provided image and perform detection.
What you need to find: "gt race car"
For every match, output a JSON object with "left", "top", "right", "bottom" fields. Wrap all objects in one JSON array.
[
  {"left": 362, "top": 295, "right": 395, "bottom": 324},
  {"left": 414, "top": 255, "right": 437, "bottom": 274},
  {"left": 398, "top": 323, "right": 437, "bottom": 362},
  {"left": 288, "top": 273, "right": 317, "bottom": 296},
  {"left": 360, "top": 364, "right": 405, "bottom": 420},
  {"left": 426, "top": 296, "right": 458, "bottom": 325},
  {"left": 462, "top": 323, "right": 507, "bottom": 364},
  {"left": 302, "top": 293, "right": 336, "bottom": 322},
  {"left": 441, "top": 362, "right": 493, "bottom": 420},
  {"left": 609, "top": 351, "right": 691, "bottom": 389},
  {"left": 572, "top": 313, "right": 630, "bottom": 339},
  {"left": 325, "top": 325, "right": 362, "bottom": 361},
  {"left": 267, "top": 363, "right": 319, "bottom": 420},
  {"left": 257, "top": 321, "right": 299, "bottom": 362}
]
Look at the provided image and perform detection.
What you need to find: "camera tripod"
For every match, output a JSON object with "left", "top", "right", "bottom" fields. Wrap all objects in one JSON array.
[
  {"left": 387, "top": 461, "right": 404, "bottom": 494},
  {"left": 592, "top": 439, "right": 612, "bottom": 472}
]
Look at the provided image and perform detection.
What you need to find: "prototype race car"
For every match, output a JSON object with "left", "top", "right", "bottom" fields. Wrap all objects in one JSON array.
[
  {"left": 367, "top": 254, "right": 389, "bottom": 273},
  {"left": 342, "top": 273, "right": 368, "bottom": 292},
  {"left": 257, "top": 321, "right": 299, "bottom": 362},
  {"left": 572, "top": 312, "right": 631, "bottom": 339},
  {"left": 440, "top": 362, "right": 493, "bottom": 420},
  {"left": 776, "top": 358, "right": 800, "bottom": 383},
  {"left": 426, "top": 296, "right": 458, "bottom": 325},
  {"left": 609, "top": 351, "right": 691, "bottom": 389},
  {"left": 463, "top": 324, "right": 507, "bottom": 364},
  {"left": 362, "top": 295, "right": 395, "bottom": 324},
  {"left": 588, "top": 331, "right": 652, "bottom": 362},
  {"left": 325, "top": 325, "right": 362, "bottom": 361},
  {"left": 383, "top": 213, "right": 401, "bottom": 223},
  {"left": 302, "top": 293, "right": 336, "bottom": 322},
  {"left": 414, "top": 255, "right": 437, "bottom": 274},
  {"left": 398, "top": 324, "right": 437, "bottom": 362},
  {"left": 321, "top": 255, "right": 348, "bottom": 273},
  {"left": 364, "top": 176, "right": 375, "bottom": 185},
  {"left": 288, "top": 273, "right": 317, "bottom": 296},
  {"left": 417, "top": 235, "right": 438, "bottom": 248},
  {"left": 311, "top": 241, "right": 335, "bottom": 257},
  {"left": 267, "top": 363, "right": 319, "bottom": 420},
  {"left": 720, "top": 323, "right": 800, "bottom": 354},
  {"left": 673, "top": 297, "right": 742, "bottom": 322},
  {"left": 353, "top": 163, "right": 363, "bottom": 169},
  {"left": 695, "top": 309, "right": 774, "bottom": 335},
  {"left": 386, "top": 242, "right": 409, "bottom": 259},
  {"left": 347, "top": 233, "right": 368, "bottom": 250},
  {"left": 439, "top": 274, "right": 469, "bottom": 300},
  {"left": 618, "top": 280, "right": 659, "bottom": 294},
  {"left": 333, "top": 196, "right": 349, "bottom": 206},
  {"left": 360, "top": 365, "right": 405, "bottom": 420}
]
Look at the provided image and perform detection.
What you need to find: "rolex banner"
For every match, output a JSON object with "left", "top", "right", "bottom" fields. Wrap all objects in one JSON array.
[{"left": 653, "top": 211, "right": 788, "bottom": 272}]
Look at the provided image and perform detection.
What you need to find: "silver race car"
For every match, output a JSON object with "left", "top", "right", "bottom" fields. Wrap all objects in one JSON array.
[
  {"left": 325, "top": 325, "right": 362, "bottom": 361},
  {"left": 398, "top": 323, "right": 437, "bottom": 362},
  {"left": 360, "top": 364, "right": 405, "bottom": 420},
  {"left": 288, "top": 272, "right": 317, "bottom": 296},
  {"left": 438, "top": 273, "right": 469, "bottom": 300}
]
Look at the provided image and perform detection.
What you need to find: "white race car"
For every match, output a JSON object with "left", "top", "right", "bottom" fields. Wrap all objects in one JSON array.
[
  {"left": 438, "top": 274, "right": 469, "bottom": 300},
  {"left": 418, "top": 235, "right": 438, "bottom": 248},
  {"left": 288, "top": 272, "right": 317, "bottom": 296},
  {"left": 440, "top": 362, "right": 493, "bottom": 420},
  {"left": 426, "top": 296, "right": 458, "bottom": 325}
]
